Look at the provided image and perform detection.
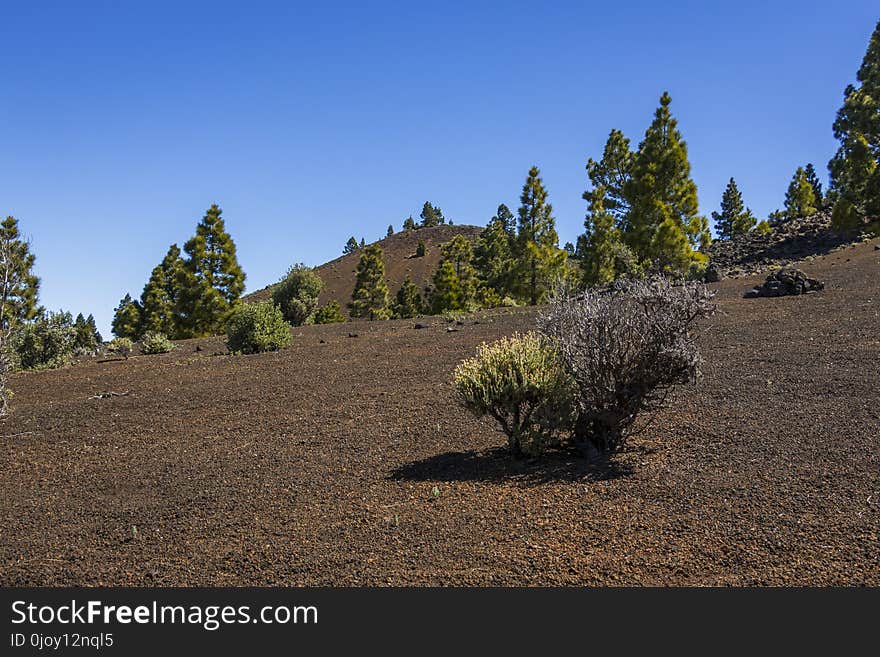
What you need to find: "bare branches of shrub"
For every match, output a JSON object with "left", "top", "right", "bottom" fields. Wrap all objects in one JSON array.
[{"left": 539, "top": 278, "right": 715, "bottom": 455}]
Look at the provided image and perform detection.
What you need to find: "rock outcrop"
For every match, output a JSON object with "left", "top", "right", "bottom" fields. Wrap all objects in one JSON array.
[{"left": 744, "top": 267, "right": 825, "bottom": 298}]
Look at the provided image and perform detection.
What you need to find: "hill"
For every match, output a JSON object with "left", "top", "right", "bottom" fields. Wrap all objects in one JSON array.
[
  {"left": 1, "top": 239, "right": 878, "bottom": 585},
  {"left": 245, "top": 224, "right": 484, "bottom": 313}
]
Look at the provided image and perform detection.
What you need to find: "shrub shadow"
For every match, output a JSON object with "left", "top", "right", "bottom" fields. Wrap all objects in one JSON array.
[{"left": 389, "top": 446, "right": 633, "bottom": 486}]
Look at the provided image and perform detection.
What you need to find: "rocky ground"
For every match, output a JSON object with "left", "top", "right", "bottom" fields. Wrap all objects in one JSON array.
[
  {"left": 0, "top": 240, "right": 878, "bottom": 586},
  {"left": 706, "top": 209, "right": 872, "bottom": 278}
]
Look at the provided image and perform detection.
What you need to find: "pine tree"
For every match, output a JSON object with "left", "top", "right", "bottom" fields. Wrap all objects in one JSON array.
[
  {"left": 343, "top": 237, "right": 359, "bottom": 254},
  {"left": 804, "top": 163, "right": 824, "bottom": 205},
  {"left": 349, "top": 245, "right": 390, "bottom": 320},
  {"left": 585, "top": 129, "right": 634, "bottom": 225},
  {"left": 473, "top": 212, "right": 515, "bottom": 297},
  {"left": 0, "top": 216, "right": 40, "bottom": 331},
  {"left": 430, "top": 261, "right": 464, "bottom": 314},
  {"left": 829, "top": 19, "right": 880, "bottom": 224},
  {"left": 175, "top": 204, "right": 246, "bottom": 337},
  {"left": 86, "top": 314, "right": 102, "bottom": 344},
  {"left": 313, "top": 300, "right": 346, "bottom": 324},
  {"left": 419, "top": 202, "right": 445, "bottom": 228},
  {"left": 712, "top": 178, "right": 757, "bottom": 239},
  {"left": 415, "top": 240, "right": 426, "bottom": 257},
  {"left": 784, "top": 167, "right": 818, "bottom": 219},
  {"left": 402, "top": 216, "right": 417, "bottom": 231},
  {"left": 386, "top": 225, "right": 394, "bottom": 237},
  {"left": 359, "top": 237, "right": 366, "bottom": 249},
  {"left": 514, "top": 166, "right": 566, "bottom": 304},
  {"left": 626, "top": 92, "right": 709, "bottom": 272},
  {"left": 73, "top": 313, "right": 102, "bottom": 352},
  {"left": 112, "top": 293, "right": 143, "bottom": 339},
  {"left": 580, "top": 185, "right": 624, "bottom": 286},
  {"left": 392, "top": 277, "right": 423, "bottom": 319},
  {"left": 140, "top": 244, "right": 185, "bottom": 337},
  {"left": 439, "top": 235, "right": 477, "bottom": 306},
  {"left": 563, "top": 242, "right": 575, "bottom": 257},
  {"left": 494, "top": 204, "right": 517, "bottom": 235}
]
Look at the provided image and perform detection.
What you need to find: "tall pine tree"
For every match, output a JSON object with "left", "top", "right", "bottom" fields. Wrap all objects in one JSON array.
[
  {"left": 0, "top": 216, "right": 40, "bottom": 331},
  {"left": 175, "top": 204, "right": 245, "bottom": 337},
  {"left": 626, "top": 92, "right": 710, "bottom": 272},
  {"left": 712, "top": 178, "right": 757, "bottom": 239},
  {"left": 829, "top": 19, "right": 880, "bottom": 227},
  {"left": 580, "top": 185, "right": 624, "bottom": 286},
  {"left": 473, "top": 209, "right": 516, "bottom": 298},
  {"left": 585, "top": 129, "right": 634, "bottom": 225},
  {"left": 141, "top": 244, "right": 185, "bottom": 337},
  {"left": 112, "top": 293, "right": 143, "bottom": 339},
  {"left": 349, "top": 245, "right": 390, "bottom": 320},
  {"left": 515, "top": 166, "right": 566, "bottom": 304},
  {"left": 804, "top": 163, "right": 824, "bottom": 205},
  {"left": 784, "top": 167, "right": 818, "bottom": 219},
  {"left": 419, "top": 202, "right": 445, "bottom": 228},
  {"left": 392, "top": 277, "right": 423, "bottom": 319}
]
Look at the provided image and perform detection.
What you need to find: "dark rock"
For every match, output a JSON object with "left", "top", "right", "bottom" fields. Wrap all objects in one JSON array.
[
  {"left": 413, "top": 323, "right": 429, "bottom": 329},
  {"left": 874, "top": 244, "right": 879, "bottom": 251},
  {"left": 347, "top": 332, "right": 358, "bottom": 338},
  {"left": 704, "top": 263, "right": 722, "bottom": 283},
  {"left": 744, "top": 267, "right": 825, "bottom": 299}
]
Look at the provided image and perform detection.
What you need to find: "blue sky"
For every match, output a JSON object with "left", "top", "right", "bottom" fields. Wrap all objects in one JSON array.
[{"left": 1, "top": 1, "right": 876, "bottom": 336}]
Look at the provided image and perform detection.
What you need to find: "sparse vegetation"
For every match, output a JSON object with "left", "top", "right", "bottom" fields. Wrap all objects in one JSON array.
[
  {"left": 349, "top": 245, "right": 390, "bottom": 320},
  {"left": 140, "top": 331, "right": 174, "bottom": 354},
  {"left": 12, "top": 311, "right": 77, "bottom": 371},
  {"left": 226, "top": 302, "right": 291, "bottom": 354},
  {"left": 107, "top": 336, "right": 134, "bottom": 359}
]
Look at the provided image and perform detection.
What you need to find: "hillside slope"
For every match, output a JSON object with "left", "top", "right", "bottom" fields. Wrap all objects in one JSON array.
[
  {"left": 1, "top": 239, "right": 878, "bottom": 585},
  {"left": 246, "top": 224, "right": 483, "bottom": 313}
]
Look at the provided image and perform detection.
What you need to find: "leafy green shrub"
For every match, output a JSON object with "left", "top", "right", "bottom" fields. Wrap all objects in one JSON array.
[
  {"left": 226, "top": 302, "right": 291, "bottom": 354},
  {"left": 272, "top": 264, "right": 324, "bottom": 326},
  {"left": 453, "top": 332, "right": 574, "bottom": 457},
  {"left": 107, "top": 336, "right": 134, "bottom": 358},
  {"left": 415, "top": 241, "right": 426, "bottom": 257},
  {"left": 12, "top": 311, "right": 76, "bottom": 371},
  {"left": 313, "top": 300, "right": 346, "bottom": 324},
  {"left": 140, "top": 331, "right": 174, "bottom": 354}
]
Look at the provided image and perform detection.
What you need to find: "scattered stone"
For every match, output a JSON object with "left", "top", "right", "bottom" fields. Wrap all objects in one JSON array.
[
  {"left": 874, "top": 244, "right": 879, "bottom": 251},
  {"left": 446, "top": 327, "right": 459, "bottom": 333},
  {"left": 195, "top": 345, "right": 203, "bottom": 352},
  {"left": 319, "top": 339, "right": 326, "bottom": 344},
  {"left": 744, "top": 267, "right": 825, "bottom": 298},
  {"left": 414, "top": 323, "right": 429, "bottom": 329},
  {"left": 347, "top": 332, "right": 358, "bottom": 338}
]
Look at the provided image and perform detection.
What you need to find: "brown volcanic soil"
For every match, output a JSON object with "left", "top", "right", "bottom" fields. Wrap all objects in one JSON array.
[
  {"left": 245, "top": 224, "right": 483, "bottom": 313},
  {"left": 1, "top": 241, "right": 878, "bottom": 586}
]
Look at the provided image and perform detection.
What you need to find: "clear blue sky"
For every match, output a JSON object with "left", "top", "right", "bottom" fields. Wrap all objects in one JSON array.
[{"left": 1, "top": 1, "right": 876, "bottom": 336}]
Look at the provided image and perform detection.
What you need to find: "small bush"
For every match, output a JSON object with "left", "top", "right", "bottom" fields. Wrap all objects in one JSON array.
[
  {"left": 539, "top": 278, "right": 714, "bottom": 455},
  {"left": 12, "top": 311, "right": 76, "bottom": 371},
  {"left": 415, "top": 241, "right": 426, "bottom": 257},
  {"left": 107, "top": 336, "right": 134, "bottom": 358},
  {"left": 313, "top": 300, "right": 346, "bottom": 324},
  {"left": 140, "top": 331, "right": 174, "bottom": 354},
  {"left": 453, "top": 332, "right": 574, "bottom": 457},
  {"left": 272, "top": 264, "right": 324, "bottom": 326},
  {"left": 226, "top": 302, "right": 291, "bottom": 354}
]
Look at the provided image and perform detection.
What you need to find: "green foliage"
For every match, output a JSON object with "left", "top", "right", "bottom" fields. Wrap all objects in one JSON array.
[
  {"left": 107, "top": 336, "right": 134, "bottom": 358},
  {"left": 831, "top": 197, "right": 863, "bottom": 231},
  {"left": 402, "top": 216, "right": 416, "bottom": 231},
  {"left": 392, "top": 277, "right": 423, "bottom": 318},
  {"left": 0, "top": 216, "right": 40, "bottom": 331},
  {"left": 419, "top": 202, "right": 445, "bottom": 228},
  {"left": 386, "top": 225, "right": 394, "bottom": 237},
  {"left": 784, "top": 167, "right": 818, "bottom": 219},
  {"left": 712, "top": 178, "right": 757, "bottom": 239},
  {"left": 625, "top": 92, "right": 710, "bottom": 271},
  {"left": 272, "top": 264, "right": 324, "bottom": 326},
  {"left": 584, "top": 129, "right": 634, "bottom": 224},
  {"left": 175, "top": 204, "right": 246, "bottom": 338},
  {"left": 140, "top": 331, "right": 174, "bottom": 354},
  {"left": 415, "top": 240, "right": 426, "bottom": 257},
  {"left": 112, "top": 293, "right": 143, "bottom": 339},
  {"left": 473, "top": 207, "right": 516, "bottom": 298},
  {"left": 343, "top": 236, "right": 359, "bottom": 255},
  {"left": 580, "top": 185, "right": 624, "bottom": 286},
  {"left": 73, "top": 313, "right": 102, "bottom": 353},
  {"left": 515, "top": 166, "right": 567, "bottom": 304},
  {"left": 141, "top": 244, "right": 185, "bottom": 338},
  {"left": 349, "top": 245, "right": 390, "bottom": 320},
  {"left": 453, "top": 332, "right": 573, "bottom": 457},
  {"left": 313, "top": 300, "right": 346, "bottom": 324},
  {"left": 430, "top": 260, "right": 465, "bottom": 314},
  {"left": 829, "top": 20, "right": 880, "bottom": 222},
  {"left": 12, "top": 311, "right": 76, "bottom": 371},
  {"left": 430, "top": 236, "right": 478, "bottom": 314},
  {"left": 226, "top": 302, "right": 291, "bottom": 354},
  {"left": 804, "top": 163, "right": 824, "bottom": 204},
  {"left": 754, "top": 220, "right": 773, "bottom": 236}
]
